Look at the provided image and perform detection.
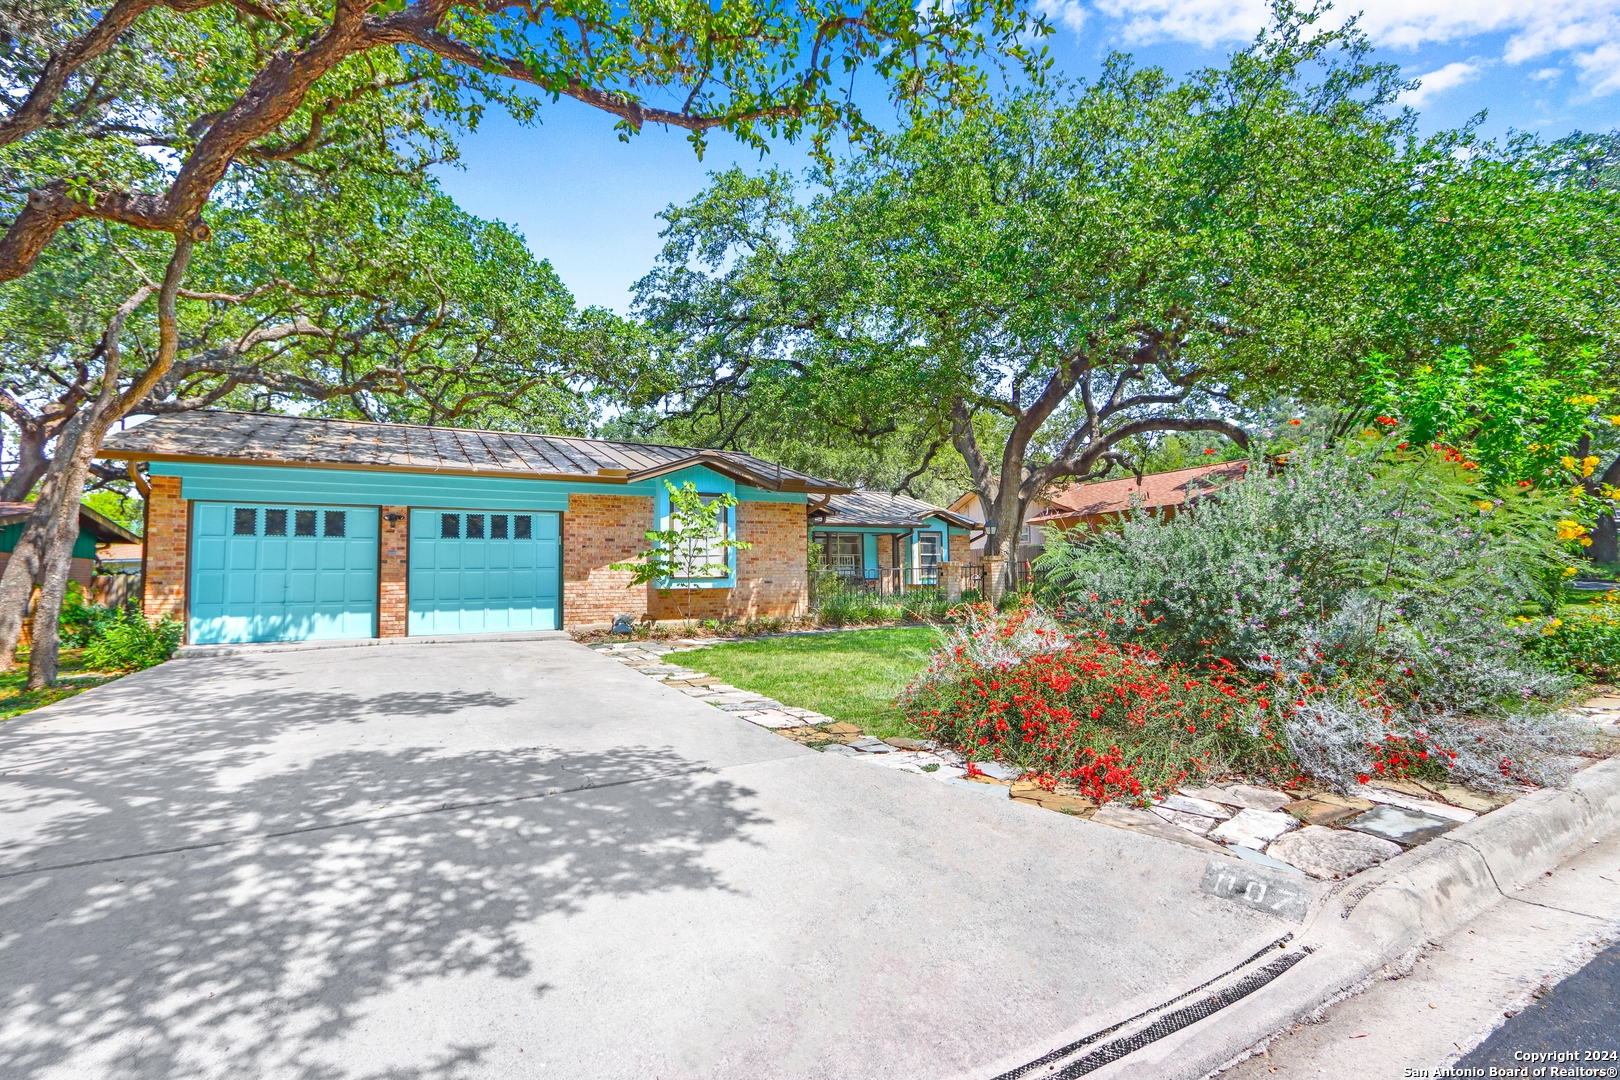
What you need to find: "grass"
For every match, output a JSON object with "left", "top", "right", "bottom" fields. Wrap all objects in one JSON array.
[
  {"left": 1, "top": 648, "right": 122, "bottom": 720},
  {"left": 682, "top": 627, "right": 942, "bottom": 739}
]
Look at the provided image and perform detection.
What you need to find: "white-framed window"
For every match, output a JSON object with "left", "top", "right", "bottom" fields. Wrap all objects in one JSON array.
[
  {"left": 680, "top": 494, "right": 733, "bottom": 579},
  {"left": 916, "top": 532, "right": 942, "bottom": 579},
  {"left": 813, "top": 532, "right": 862, "bottom": 572}
]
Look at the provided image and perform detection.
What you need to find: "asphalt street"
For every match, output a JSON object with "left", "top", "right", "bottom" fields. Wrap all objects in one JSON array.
[{"left": 1455, "top": 942, "right": 1620, "bottom": 1075}]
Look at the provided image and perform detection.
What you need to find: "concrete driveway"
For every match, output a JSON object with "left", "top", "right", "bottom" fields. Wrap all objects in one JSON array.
[{"left": 0, "top": 638, "right": 1291, "bottom": 1079}]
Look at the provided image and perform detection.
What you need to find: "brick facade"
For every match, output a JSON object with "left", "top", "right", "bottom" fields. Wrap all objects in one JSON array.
[
  {"left": 563, "top": 493, "right": 655, "bottom": 627},
  {"left": 379, "top": 506, "right": 408, "bottom": 637},
  {"left": 949, "top": 532, "right": 971, "bottom": 566},
  {"left": 648, "top": 500, "right": 809, "bottom": 622},
  {"left": 142, "top": 475, "right": 187, "bottom": 624},
  {"left": 130, "top": 478, "right": 814, "bottom": 633}
]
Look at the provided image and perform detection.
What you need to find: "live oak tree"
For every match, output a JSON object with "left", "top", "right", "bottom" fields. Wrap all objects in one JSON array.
[
  {"left": 631, "top": 11, "right": 1435, "bottom": 586},
  {"left": 1, "top": 0, "right": 1036, "bottom": 684}
]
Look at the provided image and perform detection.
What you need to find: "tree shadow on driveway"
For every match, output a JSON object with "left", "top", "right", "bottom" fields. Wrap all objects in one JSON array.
[{"left": 1, "top": 674, "right": 767, "bottom": 1080}]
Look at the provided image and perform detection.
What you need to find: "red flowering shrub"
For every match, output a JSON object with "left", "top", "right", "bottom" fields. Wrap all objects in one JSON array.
[{"left": 900, "top": 601, "right": 1295, "bottom": 800}]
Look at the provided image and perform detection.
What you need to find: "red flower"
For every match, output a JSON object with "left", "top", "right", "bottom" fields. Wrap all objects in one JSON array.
[{"left": 1288, "top": 419, "right": 1301, "bottom": 426}]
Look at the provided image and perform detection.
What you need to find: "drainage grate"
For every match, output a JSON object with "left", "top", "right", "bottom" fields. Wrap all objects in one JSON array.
[{"left": 992, "top": 936, "right": 1304, "bottom": 1080}]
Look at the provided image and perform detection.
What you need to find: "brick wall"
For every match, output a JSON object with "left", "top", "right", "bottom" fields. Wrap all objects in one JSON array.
[
  {"left": 949, "top": 532, "right": 971, "bottom": 566},
  {"left": 650, "top": 500, "right": 808, "bottom": 621},
  {"left": 563, "top": 493, "right": 654, "bottom": 627},
  {"left": 379, "top": 506, "right": 408, "bottom": 637},
  {"left": 142, "top": 475, "right": 187, "bottom": 624},
  {"left": 732, "top": 500, "right": 808, "bottom": 617}
]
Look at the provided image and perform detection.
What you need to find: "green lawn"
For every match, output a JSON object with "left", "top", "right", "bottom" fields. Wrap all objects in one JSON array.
[
  {"left": 682, "top": 627, "right": 942, "bottom": 739},
  {"left": 1, "top": 649, "right": 120, "bottom": 720}
]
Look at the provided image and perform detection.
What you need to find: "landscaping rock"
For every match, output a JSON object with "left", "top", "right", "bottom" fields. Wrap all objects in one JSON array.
[
  {"left": 1159, "top": 793, "right": 1233, "bottom": 820},
  {"left": 1421, "top": 784, "right": 1513, "bottom": 814},
  {"left": 1179, "top": 784, "right": 1291, "bottom": 812},
  {"left": 711, "top": 699, "right": 785, "bottom": 712},
  {"left": 940, "top": 776, "right": 1011, "bottom": 797},
  {"left": 676, "top": 686, "right": 717, "bottom": 698},
  {"left": 971, "top": 761, "right": 1020, "bottom": 781},
  {"left": 1207, "top": 808, "right": 1298, "bottom": 850},
  {"left": 737, "top": 710, "right": 809, "bottom": 729},
  {"left": 1090, "top": 805, "right": 1225, "bottom": 851},
  {"left": 1281, "top": 798, "right": 1365, "bottom": 827},
  {"left": 1359, "top": 785, "right": 1477, "bottom": 823},
  {"left": 1311, "top": 792, "right": 1376, "bottom": 811},
  {"left": 821, "top": 743, "right": 862, "bottom": 756},
  {"left": 848, "top": 737, "right": 894, "bottom": 753},
  {"left": 826, "top": 722, "right": 862, "bottom": 735},
  {"left": 1219, "top": 844, "right": 1308, "bottom": 875},
  {"left": 884, "top": 737, "right": 930, "bottom": 751},
  {"left": 1265, "top": 825, "right": 1401, "bottom": 879},
  {"left": 1347, "top": 803, "right": 1459, "bottom": 846},
  {"left": 1150, "top": 806, "right": 1221, "bottom": 835}
]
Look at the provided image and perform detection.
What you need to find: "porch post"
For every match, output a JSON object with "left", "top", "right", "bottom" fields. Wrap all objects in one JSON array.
[{"left": 942, "top": 562, "right": 962, "bottom": 601}]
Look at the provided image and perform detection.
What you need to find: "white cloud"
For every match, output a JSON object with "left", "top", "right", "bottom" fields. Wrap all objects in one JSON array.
[
  {"left": 1081, "top": 0, "right": 1620, "bottom": 95},
  {"left": 1530, "top": 66, "right": 1564, "bottom": 80},
  {"left": 1401, "top": 59, "right": 1485, "bottom": 105},
  {"left": 1036, "top": 0, "right": 1091, "bottom": 34}
]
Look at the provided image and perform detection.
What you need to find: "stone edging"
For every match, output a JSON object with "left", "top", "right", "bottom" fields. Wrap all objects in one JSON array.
[{"left": 1088, "top": 756, "right": 1620, "bottom": 1080}]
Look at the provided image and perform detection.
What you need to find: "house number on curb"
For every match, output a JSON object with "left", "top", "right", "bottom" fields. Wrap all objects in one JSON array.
[{"left": 1199, "top": 861, "right": 1312, "bottom": 922}]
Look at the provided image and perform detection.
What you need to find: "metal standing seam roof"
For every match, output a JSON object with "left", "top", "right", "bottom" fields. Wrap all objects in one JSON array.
[
  {"left": 1026, "top": 460, "right": 1249, "bottom": 522},
  {"left": 809, "top": 490, "right": 976, "bottom": 529},
  {"left": 98, "top": 411, "right": 850, "bottom": 494}
]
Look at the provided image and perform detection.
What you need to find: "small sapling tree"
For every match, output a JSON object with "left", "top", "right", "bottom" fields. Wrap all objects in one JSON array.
[{"left": 613, "top": 481, "right": 751, "bottom": 623}]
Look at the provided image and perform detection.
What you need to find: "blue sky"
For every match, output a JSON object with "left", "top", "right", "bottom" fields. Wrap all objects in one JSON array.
[{"left": 435, "top": 1, "right": 1620, "bottom": 314}]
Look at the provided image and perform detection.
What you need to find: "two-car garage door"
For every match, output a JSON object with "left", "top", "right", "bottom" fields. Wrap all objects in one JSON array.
[{"left": 189, "top": 503, "right": 561, "bottom": 644}]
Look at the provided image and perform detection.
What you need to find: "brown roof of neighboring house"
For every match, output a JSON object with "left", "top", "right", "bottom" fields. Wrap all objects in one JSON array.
[
  {"left": 100, "top": 411, "right": 850, "bottom": 494},
  {"left": 809, "top": 490, "right": 976, "bottom": 530},
  {"left": 1027, "top": 460, "right": 1249, "bottom": 523},
  {"left": 0, "top": 502, "right": 142, "bottom": 545},
  {"left": 97, "top": 543, "right": 144, "bottom": 564}
]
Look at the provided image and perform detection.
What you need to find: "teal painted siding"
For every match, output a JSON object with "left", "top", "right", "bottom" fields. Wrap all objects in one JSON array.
[
  {"left": 154, "top": 461, "right": 802, "bottom": 512},
  {"left": 0, "top": 522, "right": 97, "bottom": 560},
  {"left": 190, "top": 502, "right": 378, "bottom": 644},
  {"left": 407, "top": 509, "right": 560, "bottom": 634}
]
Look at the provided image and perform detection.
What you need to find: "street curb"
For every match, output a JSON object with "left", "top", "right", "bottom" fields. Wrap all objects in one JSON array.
[
  {"left": 175, "top": 630, "right": 572, "bottom": 658},
  {"left": 1083, "top": 756, "right": 1620, "bottom": 1080}
]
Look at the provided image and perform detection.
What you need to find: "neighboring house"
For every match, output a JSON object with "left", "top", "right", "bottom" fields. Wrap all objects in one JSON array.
[
  {"left": 96, "top": 543, "right": 145, "bottom": 575},
  {"left": 944, "top": 491, "right": 1057, "bottom": 567},
  {"left": 807, "top": 491, "right": 974, "bottom": 588},
  {"left": 99, "top": 411, "right": 848, "bottom": 645},
  {"left": 1026, "top": 460, "right": 1249, "bottom": 533},
  {"left": 0, "top": 502, "right": 142, "bottom": 593}
]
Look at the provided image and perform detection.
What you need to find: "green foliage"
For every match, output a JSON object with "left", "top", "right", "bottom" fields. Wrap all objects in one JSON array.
[
  {"left": 1035, "top": 439, "right": 1576, "bottom": 719},
  {"left": 1521, "top": 594, "right": 1620, "bottom": 681},
  {"left": 81, "top": 614, "right": 181, "bottom": 672},
  {"left": 901, "top": 602, "right": 1294, "bottom": 799},
  {"left": 58, "top": 585, "right": 125, "bottom": 648},
  {"left": 1364, "top": 341, "right": 1603, "bottom": 487},
  {"left": 688, "top": 627, "right": 941, "bottom": 738},
  {"left": 611, "top": 481, "right": 751, "bottom": 618},
  {"left": 80, "top": 491, "right": 143, "bottom": 535}
]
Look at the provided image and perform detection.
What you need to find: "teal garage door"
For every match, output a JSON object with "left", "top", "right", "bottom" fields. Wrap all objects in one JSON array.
[
  {"left": 408, "top": 510, "right": 560, "bottom": 634},
  {"left": 190, "top": 503, "right": 378, "bottom": 644}
]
